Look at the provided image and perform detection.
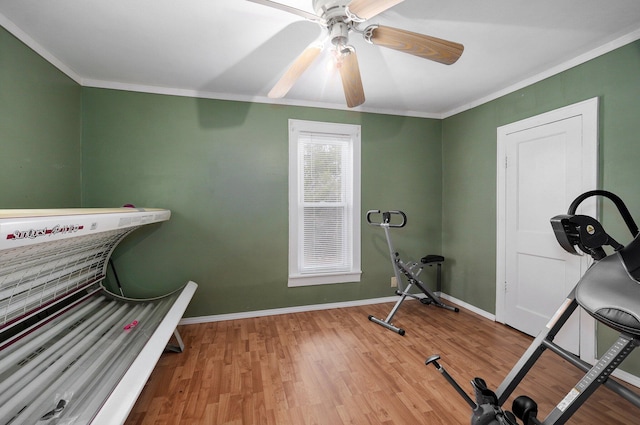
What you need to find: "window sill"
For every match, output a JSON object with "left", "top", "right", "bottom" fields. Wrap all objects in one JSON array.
[{"left": 288, "top": 271, "right": 362, "bottom": 287}]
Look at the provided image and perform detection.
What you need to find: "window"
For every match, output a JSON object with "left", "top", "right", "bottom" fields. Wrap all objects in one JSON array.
[{"left": 288, "top": 119, "right": 361, "bottom": 287}]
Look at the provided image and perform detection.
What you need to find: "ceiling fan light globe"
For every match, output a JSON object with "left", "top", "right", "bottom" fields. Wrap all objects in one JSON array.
[{"left": 329, "top": 20, "right": 349, "bottom": 46}]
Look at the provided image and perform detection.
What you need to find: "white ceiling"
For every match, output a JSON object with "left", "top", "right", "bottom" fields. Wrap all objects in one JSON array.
[{"left": 1, "top": 0, "right": 640, "bottom": 118}]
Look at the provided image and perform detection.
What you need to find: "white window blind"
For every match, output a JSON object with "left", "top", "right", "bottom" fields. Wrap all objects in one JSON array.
[
  {"left": 300, "top": 133, "right": 350, "bottom": 273},
  {"left": 289, "top": 120, "right": 361, "bottom": 287}
]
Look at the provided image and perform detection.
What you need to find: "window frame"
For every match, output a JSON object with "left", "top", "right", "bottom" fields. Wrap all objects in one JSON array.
[{"left": 288, "top": 119, "right": 361, "bottom": 287}]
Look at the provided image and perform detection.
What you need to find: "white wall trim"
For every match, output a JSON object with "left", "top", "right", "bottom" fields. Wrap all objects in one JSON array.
[
  {"left": 0, "top": 13, "right": 82, "bottom": 84},
  {"left": 59, "top": 24, "right": 640, "bottom": 119},
  {"left": 69, "top": 23, "right": 640, "bottom": 119},
  {"left": 496, "top": 97, "right": 599, "bottom": 364},
  {"left": 496, "top": 97, "right": 600, "bottom": 322},
  {"left": 81, "top": 78, "right": 442, "bottom": 119},
  {"left": 179, "top": 292, "right": 496, "bottom": 324},
  {"left": 2, "top": 9, "right": 639, "bottom": 120},
  {"left": 287, "top": 119, "right": 362, "bottom": 287},
  {"left": 437, "top": 292, "right": 496, "bottom": 321},
  {"left": 612, "top": 367, "right": 640, "bottom": 389},
  {"left": 442, "top": 26, "right": 640, "bottom": 118},
  {"left": 178, "top": 295, "right": 401, "bottom": 325}
]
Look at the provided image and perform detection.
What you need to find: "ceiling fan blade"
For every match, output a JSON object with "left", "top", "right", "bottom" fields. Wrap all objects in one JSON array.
[
  {"left": 246, "top": 0, "right": 325, "bottom": 24},
  {"left": 268, "top": 45, "right": 323, "bottom": 99},
  {"left": 368, "top": 25, "right": 464, "bottom": 65},
  {"left": 347, "top": 0, "right": 404, "bottom": 21},
  {"left": 338, "top": 50, "right": 365, "bottom": 108}
]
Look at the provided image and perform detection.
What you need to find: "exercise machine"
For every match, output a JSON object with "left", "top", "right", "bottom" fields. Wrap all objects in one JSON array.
[
  {"left": 366, "top": 210, "right": 458, "bottom": 336},
  {"left": 426, "top": 190, "right": 640, "bottom": 424}
]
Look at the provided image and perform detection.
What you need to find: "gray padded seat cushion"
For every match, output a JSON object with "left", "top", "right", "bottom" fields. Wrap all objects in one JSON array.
[{"left": 575, "top": 253, "right": 640, "bottom": 336}]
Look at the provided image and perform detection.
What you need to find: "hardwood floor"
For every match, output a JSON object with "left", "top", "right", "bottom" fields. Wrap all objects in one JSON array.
[{"left": 126, "top": 300, "right": 639, "bottom": 424}]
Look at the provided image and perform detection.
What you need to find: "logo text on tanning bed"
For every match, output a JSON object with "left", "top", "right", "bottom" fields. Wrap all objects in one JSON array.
[{"left": 7, "top": 224, "right": 84, "bottom": 240}]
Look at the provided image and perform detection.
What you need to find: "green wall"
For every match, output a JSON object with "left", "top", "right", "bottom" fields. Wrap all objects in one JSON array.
[
  {"left": 0, "top": 27, "right": 81, "bottom": 207},
  {"left": 441, "top": 40, "right": 640, "bottom": 371},
  {"left": 4, "top": 19, "right": 640, "bottom": 374},
  {"left": 81, "top": 88, "right": 443, "bottom": 317}
]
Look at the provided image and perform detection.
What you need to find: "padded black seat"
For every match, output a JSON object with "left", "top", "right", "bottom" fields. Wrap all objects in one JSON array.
[
  {"left": 421, "top": 254, "right": 444, "bottom": 264},
  {"left": 575, "top": 252, "right": 640, "bottom": 337}
]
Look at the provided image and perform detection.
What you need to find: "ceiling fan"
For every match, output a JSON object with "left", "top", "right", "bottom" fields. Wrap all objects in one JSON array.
[{"left": 248, "top": 0, "right": 464, "bottom": 108}]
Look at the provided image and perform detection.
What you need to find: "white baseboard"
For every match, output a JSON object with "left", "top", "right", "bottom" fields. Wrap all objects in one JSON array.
[
  {"left": 612, "top": 367, "right": 640, "bottom": 388},
  {"left": 436, "top": 292, "right": 496, "bottom": 321},
  {"left": 180, "top": 292, "right": 496, "bottom": 324},
  {"left": 179, "top": 295, "right": 400, "bottom": 325}
]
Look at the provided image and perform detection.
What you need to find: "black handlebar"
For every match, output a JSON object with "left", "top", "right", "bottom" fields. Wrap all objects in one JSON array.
[
  {"left": 568, "top": 190, "right": 639, "bottom": 237},
  {"left": 551, "top": 190, "right": 639, "bottom": 261},
  {"left": 366, "top": 210, "right": 407, "bottom": 228}
]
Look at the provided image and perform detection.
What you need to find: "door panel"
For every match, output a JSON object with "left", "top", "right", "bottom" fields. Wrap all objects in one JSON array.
[
  {"left": 504, "top": 116, "right": 582, "bottom": 353},
  {"left": 497, "top": 97, "right": 599, "bottom": 362}
]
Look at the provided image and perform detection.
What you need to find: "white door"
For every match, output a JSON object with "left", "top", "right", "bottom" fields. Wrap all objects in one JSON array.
[
  {"left": 505, "top": 116, "right": 582, "bottom": 352},
  {"left": 497, "top": 98, "right": 598, "bottom": 358}
]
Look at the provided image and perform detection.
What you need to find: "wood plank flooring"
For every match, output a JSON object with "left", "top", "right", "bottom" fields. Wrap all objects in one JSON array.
[{"left": 126, "top": 300, "right": 639, "bottom": 424}]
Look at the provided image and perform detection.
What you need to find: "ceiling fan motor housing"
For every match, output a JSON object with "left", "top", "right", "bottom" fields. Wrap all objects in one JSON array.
[{"left": 312, "top": 0, "right": 350, "bottom": 18}]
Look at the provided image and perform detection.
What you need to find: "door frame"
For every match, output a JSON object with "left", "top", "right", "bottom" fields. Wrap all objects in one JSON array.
[{"left": 496, "top": 97, "right": 599, "bottom": 362}]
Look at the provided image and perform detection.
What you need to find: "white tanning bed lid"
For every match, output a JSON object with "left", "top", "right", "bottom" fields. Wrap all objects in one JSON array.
[{"left": 0, "top": 208, "right": 170, "bottom": 250}]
